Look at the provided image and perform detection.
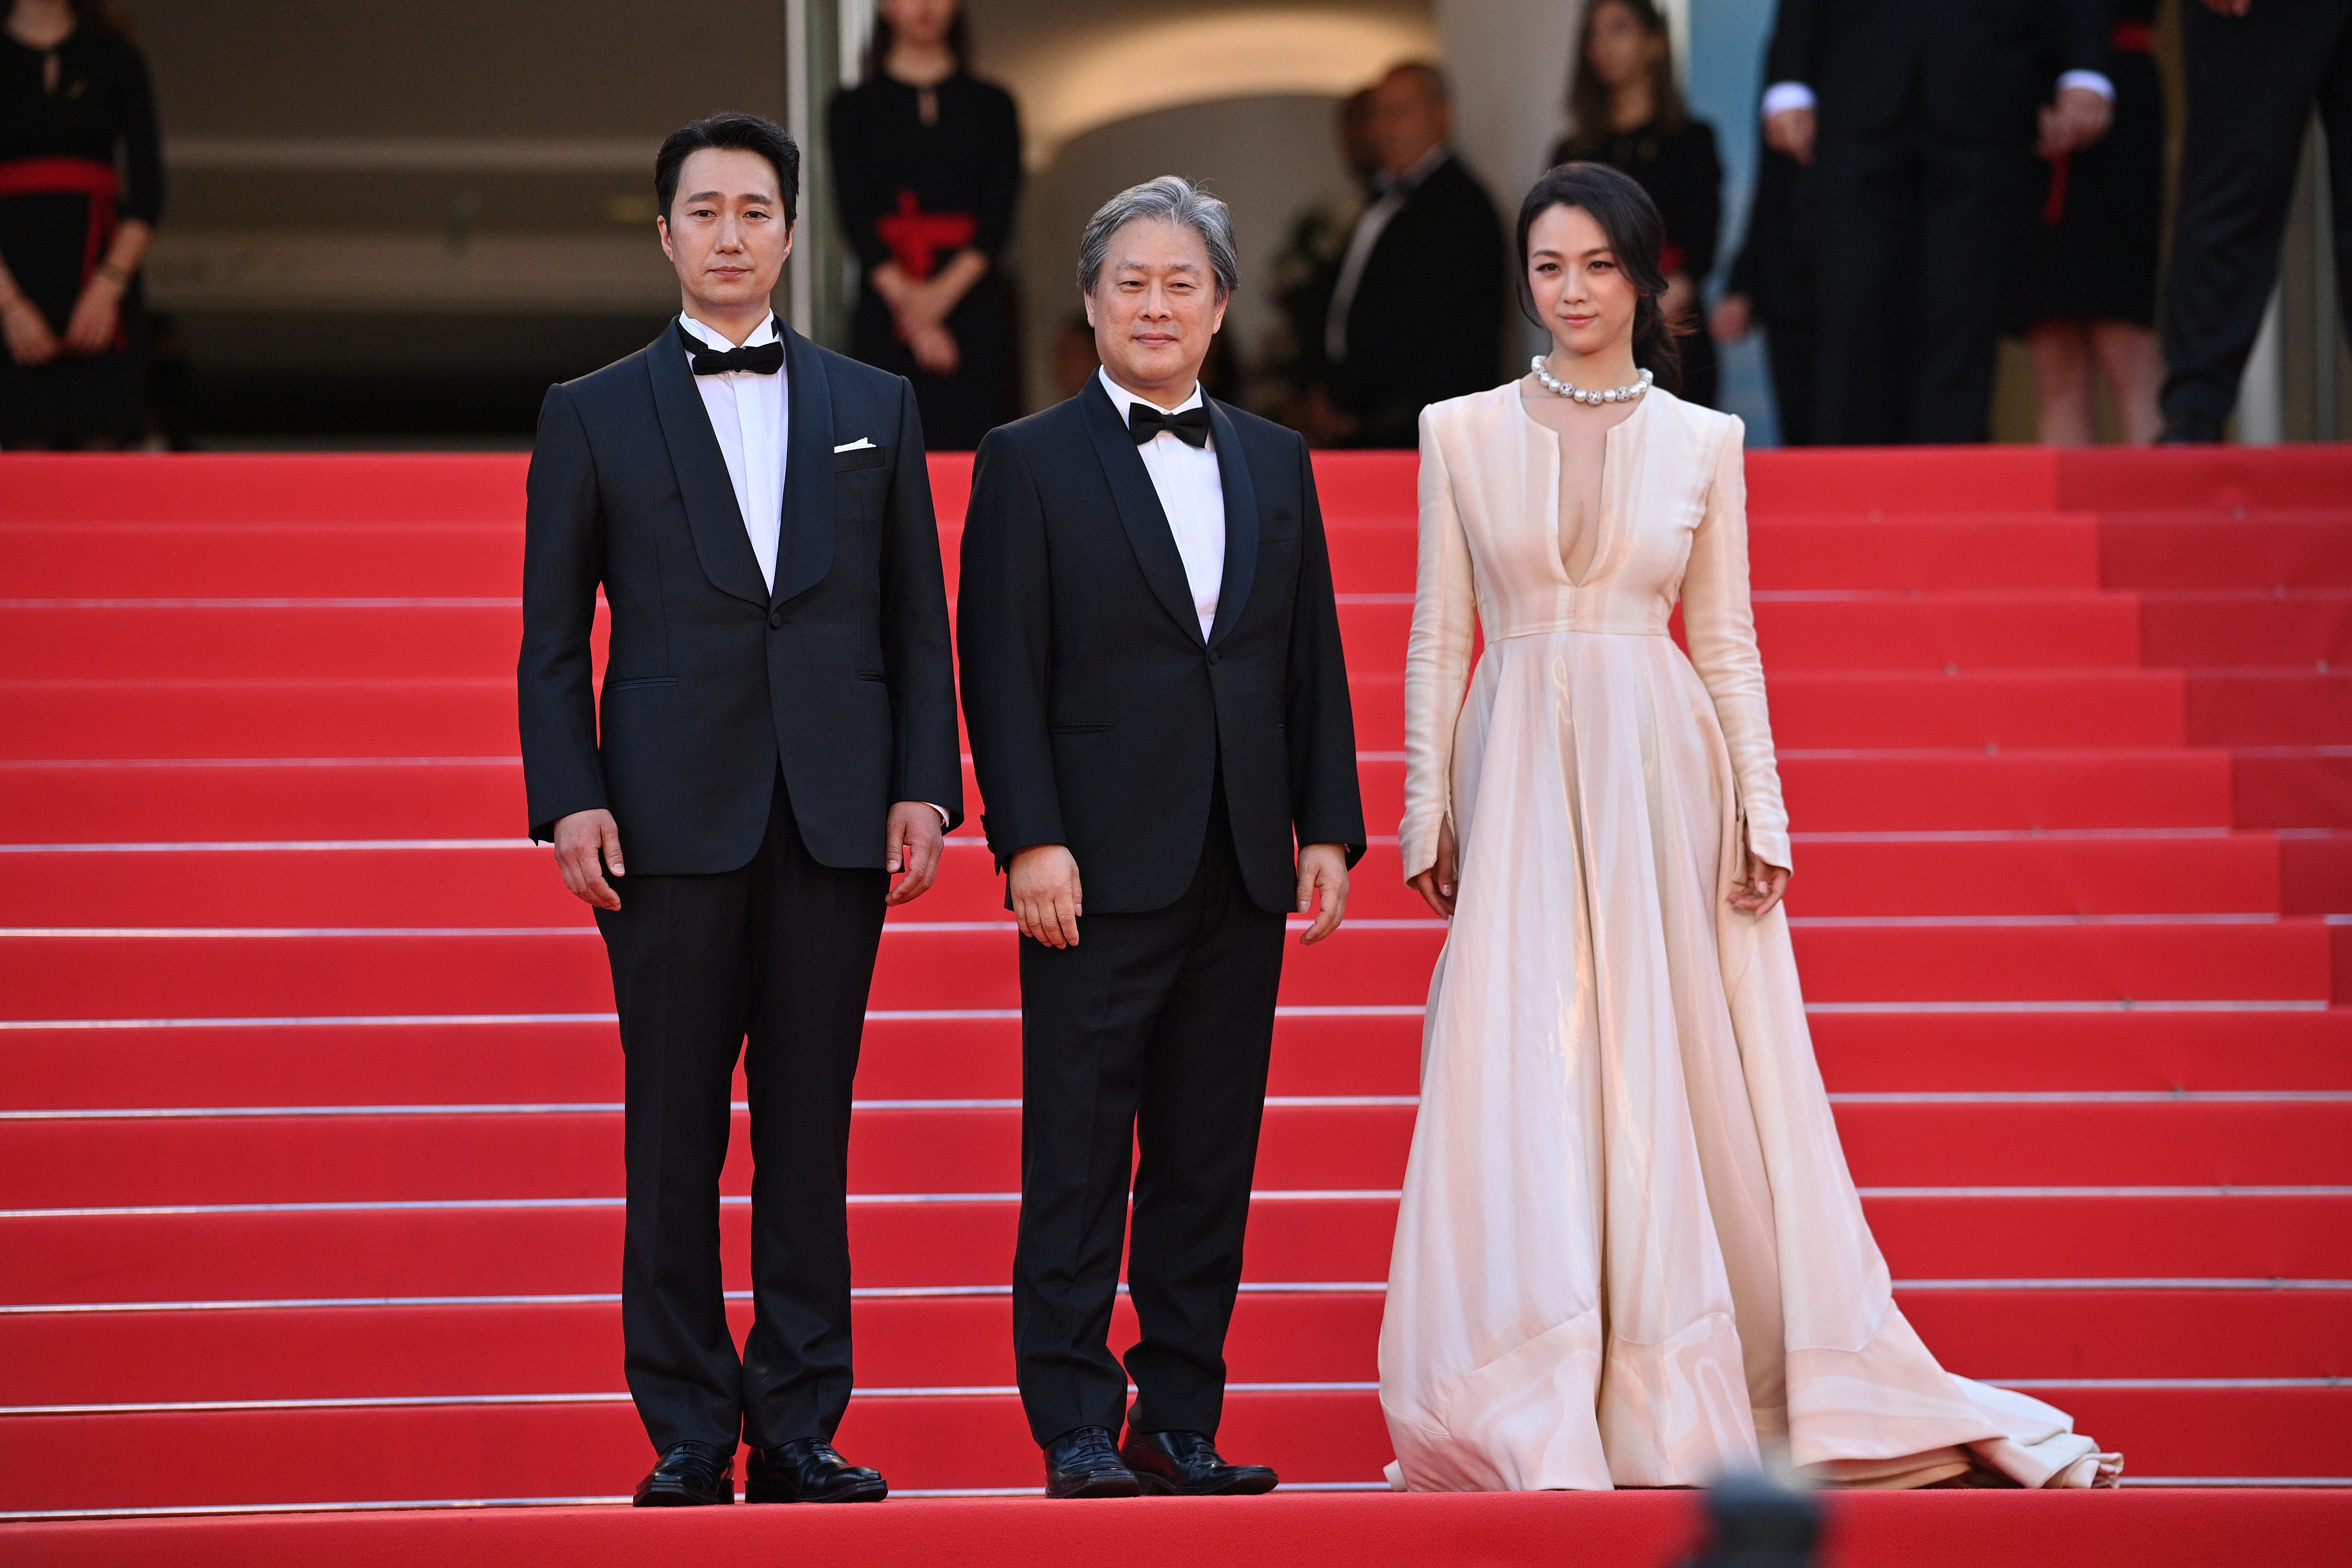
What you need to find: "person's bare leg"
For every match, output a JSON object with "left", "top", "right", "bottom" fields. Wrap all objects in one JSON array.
[
  {"left": 2090, "top": 321, "right": 2165, "bottom": 445},
  {"left": 2028, "top": 319, "right": 2095, "bottom": 446}
]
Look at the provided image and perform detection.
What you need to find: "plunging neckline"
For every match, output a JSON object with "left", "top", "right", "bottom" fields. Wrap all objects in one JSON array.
[{"left": 1515, "top": 381, "right": 1650, "bottom": 590}]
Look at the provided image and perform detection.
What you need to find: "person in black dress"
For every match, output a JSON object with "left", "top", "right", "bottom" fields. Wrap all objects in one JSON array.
[
  {"left": 2006, "top": 2, "right": 2164, "bottom": 445},
  {"left": 0, "top": 0, "right": 160, "bottom": 447},
  {"left": 829, "top": 0, "right": 1020, "bottom": 450},
  {"left": 1552, "top": 0, "right": 1722, "bottom": 408}
]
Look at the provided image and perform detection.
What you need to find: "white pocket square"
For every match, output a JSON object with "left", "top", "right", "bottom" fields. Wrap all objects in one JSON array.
[{"left": 833, "top": 437, "right": 876, "bottom": 452}]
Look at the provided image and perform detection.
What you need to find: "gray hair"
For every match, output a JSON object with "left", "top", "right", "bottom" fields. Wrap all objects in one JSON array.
[{"left": 1075, "top": 175, "right": 1239, "bottom": 300}]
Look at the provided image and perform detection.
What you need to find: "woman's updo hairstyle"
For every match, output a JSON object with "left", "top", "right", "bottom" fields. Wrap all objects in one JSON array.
[{"left": 1515, "top": 161, "right": 1684, "bottom": 392}]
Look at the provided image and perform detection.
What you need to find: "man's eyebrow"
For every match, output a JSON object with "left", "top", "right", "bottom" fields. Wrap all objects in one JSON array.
[
  {"left": 1114, "top": 258, "right": 1202, "bottom": 273},
  {"left": 680, "top": 189, "right": 776, "bottom": 207}
]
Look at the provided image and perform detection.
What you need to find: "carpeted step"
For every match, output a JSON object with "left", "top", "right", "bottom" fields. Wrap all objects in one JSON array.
[
  {"left": 0, "top": 1293, "right": 1387, "bottom": 1405},
  {"left": 2139, "top": 591, "right": 2352, "bottom": 667},
  {"left": 0, "top": 748, "right": 2241, "bottom": 843},
  {"left": 0, "top": 1391, "right": 1394, "bottom": 1506},
  {"left": 2059, "top": 443, "right": 2352, "bottom": 512},
  {"left": 0, "top": 592, "right": 2161, "bottom": 681},
  {"left": 8, "top": 1287, "right": 2341, "bottom": 1409},
  {"left": 2232, "top": 748, "right": 2352, "bottom": 830},
  {"left": 0, "top": 453, "right": 527, "bottom": 525},
  {"left": 8, "top": 1097, "right": 2342, "bottom": 1210},
  {"left": 8, "top": 1192, "right": 2343, "bottom": 1306},
  {"left": 1781, "top": 833, "right": 2288, "bottom": 915},
  {"left": 3, "top": 515, "right": 2115, "bottom": 602},
  {"left": 2, "top": 524, "right": 525, "bottom": 598},
  {"left": 10, "top": 1008, "right": 2347, "bottom": 1115},
  {"left": 0, "top": 602, "right": 560, "bottom": 682},
  {"left": 2186, "top": 672, "right": 2352, "bottom": 746},
  {"left": 8, "top": 1489, "right": 2350, "bottom": 1568},
  {"left": 0, "top": 832, "right": 2299, "bottom": 929},
  {"left": 2100, "top": 514, "right": 2352, "bottom": 591},
  {"left": 2279, "top": 831, "right": 2352, "bottom": 914},
  {"left": 0, "top": 758, "right": 529, "bottom": 844},
  {"left": 0, "top": 1382, "right": 2343, "bottom": 1511},
  {"left": 1776, "top": 749, "right": 2232, "bottom": 830},
  {"left": 1, "top": 918, "right": 2329, "bottom": 1021},
  {"left": 0, "top": 668, "right": 2200, "bottom": 759},
  {"left": 1748, "top": 590, "right": 2143, "bottom": 669}
]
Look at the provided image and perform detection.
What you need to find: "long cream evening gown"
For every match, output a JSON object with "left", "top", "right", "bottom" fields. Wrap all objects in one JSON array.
[{"left": 1379, "top": 382, "right": 2120, "bottom": 1492}]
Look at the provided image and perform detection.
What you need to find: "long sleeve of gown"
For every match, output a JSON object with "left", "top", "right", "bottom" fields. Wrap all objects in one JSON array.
[
  {"left": 1399, "top": 409, "right": 1478, "bottom": 883},
  {"left": 1680, "top": 415, "right": 1791, "bottom": 871}
]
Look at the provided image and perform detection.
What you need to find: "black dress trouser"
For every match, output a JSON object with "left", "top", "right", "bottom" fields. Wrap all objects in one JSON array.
[
  {"left": 1810, "top": 105, "right": 2023, "bottom": 443},
  {"left": 1012, "top": 788, "right": 1288, "bottom": 1446},
  {"left": 1763, "top": 317, "right": 1818, "bottom": 447},
  {"left": 2159, "top": 0, "right": 2352, "bottom": 430},
  {"left": 595, "top": 770, "right": 888, "bottom": 1454}
]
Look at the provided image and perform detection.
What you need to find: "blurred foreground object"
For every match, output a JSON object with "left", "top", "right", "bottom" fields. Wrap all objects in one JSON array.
[{"left": 1680, "top": 1470, "right": 1824, "bottom": 1568}]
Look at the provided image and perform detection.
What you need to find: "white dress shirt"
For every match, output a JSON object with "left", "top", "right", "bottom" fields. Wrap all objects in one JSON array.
[
  {"left": 683, "top": 312, "right": 947, "bottom": 831},
  {"left": 1760, "top": 70, "right": 2112, "bottom": 123},
  {"left": 680, "top": 312, "right": 788, "bottom": 593},
  {"left": 1098, "top": 365, "right": 1225, "bottom": 640}
]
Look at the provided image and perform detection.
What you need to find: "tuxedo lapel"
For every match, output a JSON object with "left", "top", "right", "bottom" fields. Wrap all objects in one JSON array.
[
  {"left": 775, "top": 324, "right": 836, "bottom": 607},
  {"left": 1080, "top": 380, "right": 1205, "bottom": 646},
  {"left": 1204, "top": 399, "right": 1258, "bottom": 648},
  {"left": 646, "top": 327, "right": 769, "bottom": 609}
]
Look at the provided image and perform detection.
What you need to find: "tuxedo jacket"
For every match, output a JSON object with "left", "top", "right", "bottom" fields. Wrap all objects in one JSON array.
[
  {"left": 957, "top": 380, "right": 1365, "bottom": 916},
  {"left": 1330, "top": 153, "right": 1508, "bottom": 450},
  {"left": 518, "top": 322, "right": 962, "bottom": 875},
  {"left": 1766, "top": 0, "right": 2112, "bottom": 145}
]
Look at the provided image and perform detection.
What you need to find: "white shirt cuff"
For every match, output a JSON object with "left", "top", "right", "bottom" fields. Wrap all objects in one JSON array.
[
  {"left": 1761, "top": 82, "right": 1816, "bottom": 120},
  {"left": 2057, "top": 69, "right": 2115, "bottom": 101},
  {"left": 926, "top": 803, "right": 950, "bottom": 829}
]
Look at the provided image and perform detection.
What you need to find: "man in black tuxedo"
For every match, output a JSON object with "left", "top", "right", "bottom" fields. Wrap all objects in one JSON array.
[
  {"left": 518, "top": 112, "right": 960, "bottom": 1508},
  {"left": 2159, "top": 0, "right": 2352, "bottom": 442},
  {"left": 958, "top": 176, "right": 1365, "bottom": 1498},
  {"left": 1762, "top": 0, "right": 2114, "bottom": 442},
  {"left": 1315, "top": 63, "right": 1506, "bottom": 448}
]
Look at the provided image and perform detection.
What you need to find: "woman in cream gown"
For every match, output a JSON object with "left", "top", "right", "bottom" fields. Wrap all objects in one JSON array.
[{"left": 1378, "top": 164, "right": 2119, "bottom": 1493}]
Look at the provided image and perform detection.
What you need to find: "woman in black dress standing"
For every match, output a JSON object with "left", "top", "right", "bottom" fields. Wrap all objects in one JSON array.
[
  {"left": 1551, "top": 0, "right": 1721, "bottom": 408},
  {"left": 0, "top": 0, "right": 160, "bottom": 447},
  {"left": 828, "top": 0, "right": 1020, "bottom": 449},
  {"left": 2006, "top": 3, "right": 2163, "bottom": 445}
]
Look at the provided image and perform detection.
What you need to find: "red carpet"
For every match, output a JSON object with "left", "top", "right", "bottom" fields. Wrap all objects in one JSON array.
[{"left": 2, "top": 444, "right": 2347, "bottom": 1560}]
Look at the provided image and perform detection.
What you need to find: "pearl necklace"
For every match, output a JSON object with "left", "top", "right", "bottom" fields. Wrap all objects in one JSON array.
[{"left": 1530, "top": 357, "right": 1653, "bottom": 406}]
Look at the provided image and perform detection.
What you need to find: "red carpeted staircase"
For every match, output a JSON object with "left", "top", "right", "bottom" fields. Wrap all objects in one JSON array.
[{"left": 2, "top": 444, "right": 2347, "bottom": 1564}]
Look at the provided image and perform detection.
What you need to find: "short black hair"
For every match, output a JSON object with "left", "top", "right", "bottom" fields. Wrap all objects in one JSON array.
[
  {"left": 1516, "top": 161, "right": 1684, "bottom": 392},
  {"left": 656, "top": 112, "right": 800, "bottom": 224}
]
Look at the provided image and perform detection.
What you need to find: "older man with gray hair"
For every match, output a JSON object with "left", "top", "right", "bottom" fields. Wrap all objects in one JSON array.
[{"left": 958, "top": 175, "right": 1365, "bottom": 1500}]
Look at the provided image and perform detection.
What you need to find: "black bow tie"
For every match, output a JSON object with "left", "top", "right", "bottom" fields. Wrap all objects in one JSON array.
[
  {"left": 683, "top": 324, "right": 784, "bottom": 376},
  {"left": 1129, "top": 402, "right": 1211, "bottom": 448}
]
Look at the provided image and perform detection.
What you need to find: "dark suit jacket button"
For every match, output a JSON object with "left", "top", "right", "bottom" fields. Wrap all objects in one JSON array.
[
  {"left": 1206, "top": 648, "right": 1220, "bottom": 665},
  {"left": 769, "top": 610, "right": 784, "bottom": 629}
]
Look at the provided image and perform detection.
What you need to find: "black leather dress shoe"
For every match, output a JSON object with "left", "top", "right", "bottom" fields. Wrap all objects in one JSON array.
[
  {"left": 1120, "top": 1429, "right": 1279, "bottom": 1496},
  {"left": 1043, "top": 1425, "right": 1141, "bottom": 1498},
  {"left": 633, "top": 1440, "right": 735, "bottom": 1506},
  {"left": 744, "top": 1437, "right": 888, "bottom": 1503},
  {"left": 2157, "top": 412, "right": 2225, "bottom": 445}
]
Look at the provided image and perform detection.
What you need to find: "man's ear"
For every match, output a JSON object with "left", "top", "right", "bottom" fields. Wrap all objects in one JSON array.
[
  {"left": 656, "top": 215, "right": 674, "bottom": 263},
  {"left": 1081, "top": 290, "right": 1097, "bottom": 329},
  {"left": 779, "top": 218, "right": 796, "bottom": 262}
]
